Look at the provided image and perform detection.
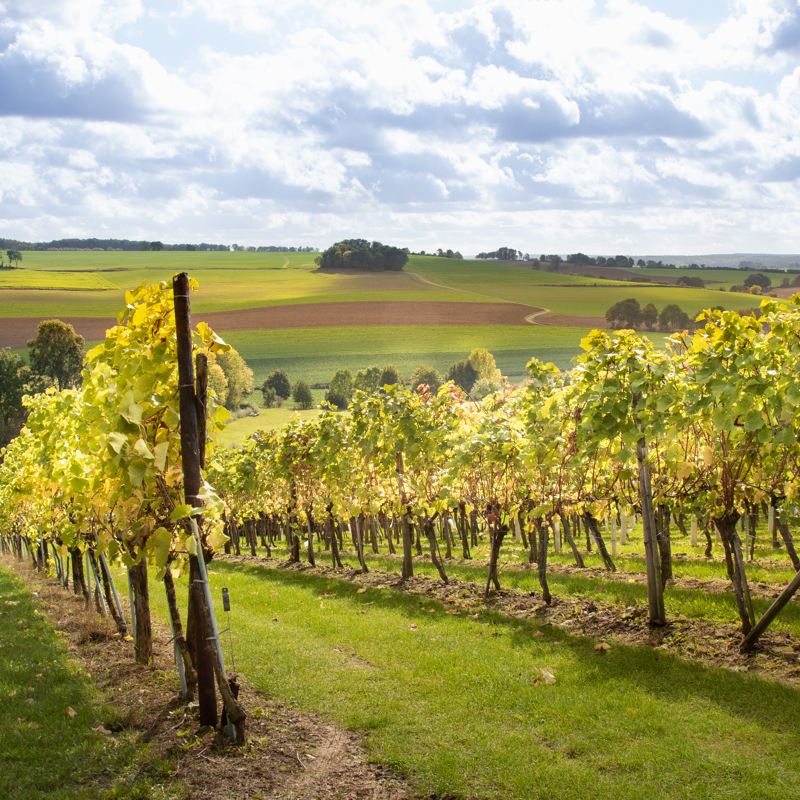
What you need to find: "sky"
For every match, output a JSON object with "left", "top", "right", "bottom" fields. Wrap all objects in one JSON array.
[{"left": 1, "top": 0, "right": 800, "bottom": 255}]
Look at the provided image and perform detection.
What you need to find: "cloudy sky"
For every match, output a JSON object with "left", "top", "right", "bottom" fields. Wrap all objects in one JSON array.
[{"left": 1, "top": 0, "right": 799, "bottom": 254}]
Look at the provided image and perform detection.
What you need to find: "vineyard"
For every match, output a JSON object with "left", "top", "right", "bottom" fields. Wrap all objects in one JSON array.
[{"left": 3, "top": 273, "right": 800, "bottom": 797}]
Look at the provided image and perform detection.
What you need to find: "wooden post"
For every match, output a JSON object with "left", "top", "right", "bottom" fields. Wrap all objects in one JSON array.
[
  {"left": 741, "top": 568, "right": 800, "bottom": 651},
  {"left": 620, "top": 512, "right": 627, "bottom": 546},
  {"left": 610, "top": 516, "right": 617, "bottom": 557},
  {"left": 173, "top": 272, "right": 246, "bottom": 743},
  {"left": 554, "top": 521, "right": 561, "bottom": 554},
  {"left": 636, "top": 437, "right": 666, "bottom": 625},
  {"left": 691, "top": 516, "right": 698, "bottom": 547},
  {"left": 397, "top": 452, "right": 413, "bottom": 580}
]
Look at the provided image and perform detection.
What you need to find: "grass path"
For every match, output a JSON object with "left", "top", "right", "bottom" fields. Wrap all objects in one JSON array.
[{"left": 147, "top": 556, "right": 800, "bottom": 800}]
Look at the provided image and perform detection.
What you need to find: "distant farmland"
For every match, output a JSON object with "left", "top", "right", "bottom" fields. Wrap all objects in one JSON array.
[{"left": 0, "top": 249, "right": 774, "bottom": 403}]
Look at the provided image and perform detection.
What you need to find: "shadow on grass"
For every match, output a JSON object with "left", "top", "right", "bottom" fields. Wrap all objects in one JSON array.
[{"left": 212, "top": 559, "right": 800, "bottom": 739}]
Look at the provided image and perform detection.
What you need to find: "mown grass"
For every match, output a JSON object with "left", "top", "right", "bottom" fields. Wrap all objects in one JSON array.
[
  {"left": 150, "top": 558, "right": 800, "bottom": 800},
  {"left": 0, "top": 565, "right": 163, "bottom": 800},
  {"left": 217, "top": 407, "right": 322, "bottom": 447}
]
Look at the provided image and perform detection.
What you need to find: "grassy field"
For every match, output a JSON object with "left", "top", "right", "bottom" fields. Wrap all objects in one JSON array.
[
  {"left": 0, "top": 565, "right": 153, "bottom": 800},
  {"left": 144, "top": 553, "right": 800, "bottom": 800}
]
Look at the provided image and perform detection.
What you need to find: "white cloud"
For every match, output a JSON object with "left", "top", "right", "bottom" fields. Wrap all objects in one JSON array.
[{"left": 0, "top": 0, "right": 799, "bottom": 251}]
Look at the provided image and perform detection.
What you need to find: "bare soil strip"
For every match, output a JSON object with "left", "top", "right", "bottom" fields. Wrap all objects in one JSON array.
[
  {"left": 0, "top": 301, "right": 537, "bottom": 349},
  {"left": 4, "top": 558, "right": 414, "bottom": 800}
]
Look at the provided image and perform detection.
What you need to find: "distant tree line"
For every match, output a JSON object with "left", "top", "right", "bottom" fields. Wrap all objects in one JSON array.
[
  {"left": 605, "top": 299, "right": 701, "bottom": 332},
  {"left": 0, "top": 237, "right": 318, "bottom": 253},
  {"left": 315, "top": 239, "right": 409, "bottom": 272},
  {"left": 417, "top": 248, "right": 463, "bottom": 259},
  {"left": 476, "top": 247, "right": 530, "bottom": 261}
]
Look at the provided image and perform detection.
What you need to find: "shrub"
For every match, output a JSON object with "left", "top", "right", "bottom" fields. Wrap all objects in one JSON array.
[
  {"left": 447, "top": 360, "right": 478, "bottom": 392},
  {"left": 264, "top": 369, "right": 291, "bottom": 400},
  {"left": 292, "top": 379, "right": 314, "bottom": 409},
  {"left": 744, "top": 273, "right": 771, "bottom": 290},
  {"left": 326, "top": 369, "right": 353, "bottom": 409},
  {"left": 472, "top": 377, "right": 502, "bottom": 399},
  {"left": 379, "top": 364, "right": 404, "bottom": 387},
  {"left": 354, "top": 366, "right": 382, "bottom": 394},
  {"left": 261, "top": 385, "right": 278, "bottom": 408},
  {"left": 411, "top": 365, "right": 443, "bottom": 393}
]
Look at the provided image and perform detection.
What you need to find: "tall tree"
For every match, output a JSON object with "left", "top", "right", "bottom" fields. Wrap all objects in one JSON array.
[
  {"left": 0, "top": 349, "right": 33, "bottom": 444},
  {"left": 27, "top": 319, "right": 85, "bottom": 390}
]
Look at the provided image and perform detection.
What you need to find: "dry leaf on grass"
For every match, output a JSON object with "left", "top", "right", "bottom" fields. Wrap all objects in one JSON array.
[
  {"left": 594, "top": 642, "right": 611, "bottom": 652},
  {"left": 66, "top": 706, "right": 77, "bottom": 718}
]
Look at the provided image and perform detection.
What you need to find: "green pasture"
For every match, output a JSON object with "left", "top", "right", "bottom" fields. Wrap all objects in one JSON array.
[
  {"left": 144, "top": 555, "right": 800, "bottom": 800},
  {"left": 609, "top": 266, "right": 790, "bottom": 290},
  {"left": 0, "top": 565, "right": 158, "bottom": 800}
]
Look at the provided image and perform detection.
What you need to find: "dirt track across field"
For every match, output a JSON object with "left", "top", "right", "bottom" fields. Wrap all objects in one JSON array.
[{"left": 0, "top": 300, "right": 544, "bottom": 349}]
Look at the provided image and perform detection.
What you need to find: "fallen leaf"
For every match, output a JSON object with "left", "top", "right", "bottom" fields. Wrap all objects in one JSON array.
[
  {"left": 66, "top": 707, "right": 77, "bottom": 718},
  {"left": 445, "top": 610, "right": 460, "bottom": 615},
  {"left": 594, "top": 643, "right": 611, "bottom": 652},
  {"left": 93, "top": 725, "right": 112, "bottom": 736},
  {"left": 409, "top": 624, "right": 418, "bottom": 631},
  {"left": 532, "top": 630, "right": 545, "bottom": 637},
  {"left": 533, "top": 678, "right": 542, "bottom": 685},
  {"left": 28, "top": 721, "right": 39, "bottom": 729},
  {"left": 357, "top": 588, "right": 367, "bottom": 594},
  {"left": 541, "top": 669, "right": 556, "bottom": 684},
  {"left": 123, "top": 636, "right": 134, "bottom": 642},
  {"left": 467, "top": 613, "right": 480, "bottom": 620}
]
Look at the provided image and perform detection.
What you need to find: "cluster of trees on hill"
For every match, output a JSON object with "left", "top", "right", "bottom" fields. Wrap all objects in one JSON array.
[
  {"left": 1, "top": 249, "right": 22, "bottom": 268},
  {"left": 417, "top": 248, "right": 463, "bottom": 259},
  {"left": 605, "top": 299, "right": 699, "bottom": 332},
  {"left": 476, "top": 247, "right": 531, "bottom": 261},
  {"left": 315, "top": 239, "right": 409, "bottom": 271}
]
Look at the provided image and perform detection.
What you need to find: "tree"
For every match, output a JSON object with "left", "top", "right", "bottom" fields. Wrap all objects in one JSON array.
[
  {"left": 605, "top": 298, "right": 642, "bottom": 329},
  {"left": 410, "top": 365, "right": 443, "bottom": 393},
  {"left": 676, "top": 275, "right": 705, "bottom": 288},
  {"left": 315, "top": 239, "right": 408, "bottom": 272},
  {"left": 326, "top": 369, "right": 353, "bottom": 409},
  {"left": 642, "top": 303, "right": 659, "bottom": 331},
  {"left": 6, "top": 249, "right": 22, "bottom": 267},
  {"left": 468, "top": 348, "right": 501, "bottom": 384},
  {"left": 567, "top": 253, "right": 594, "bottom": 265},
  {"left": 208, "top": 346, "right": 253, "bottom": 409},
  {"left": 354, "top": 366, "right": 382, "bottom": 394},
  {"left": 379, "top": 364, "right": 403, "bottom": 387},
  {"left": 261, "top": 385, "right": 278, "bottom": 408},
  {"left": 658, "top": 304, "right": 691, "bottom": 332},
  {"left": 744, "top": 273, "right": 771, "bottom": 290},
  {"left": 447, "top": 359, "right": 478, "bottom": 392},
  {"left": 0, "top": 349, "right": 33, "bottom": 444},
  {"left": 471, "top": 376, "right": 501, "bottom": 399},
  {"left": 292, "top": 379, "right": 314, "bottom": 409},
  {"left": 27, "top": 319, "right": 85, "bottom": 390},
  {"left": 264, "top": 369, "right": 291, "bottom": 400}
]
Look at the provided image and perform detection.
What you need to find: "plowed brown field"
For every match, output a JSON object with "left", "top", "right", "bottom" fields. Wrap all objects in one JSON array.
[{"left": 0, "top": 300, "right": 541, "bottom": 348}]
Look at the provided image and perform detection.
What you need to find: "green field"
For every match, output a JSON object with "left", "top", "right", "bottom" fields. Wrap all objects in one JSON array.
[
  {"left": 1, "top": 252, "right": 775, "bottom": 432},
  {"left": 0, "top": 270, "right": 118, "bottom": 291}
]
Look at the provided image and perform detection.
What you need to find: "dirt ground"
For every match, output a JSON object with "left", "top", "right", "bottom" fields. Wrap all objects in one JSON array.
[
  {"left": 0, "top": 301, "right": 536, "bottom": 349},
  {"left": 4, "top": 558, "right": 414, "bottom": 800}
]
